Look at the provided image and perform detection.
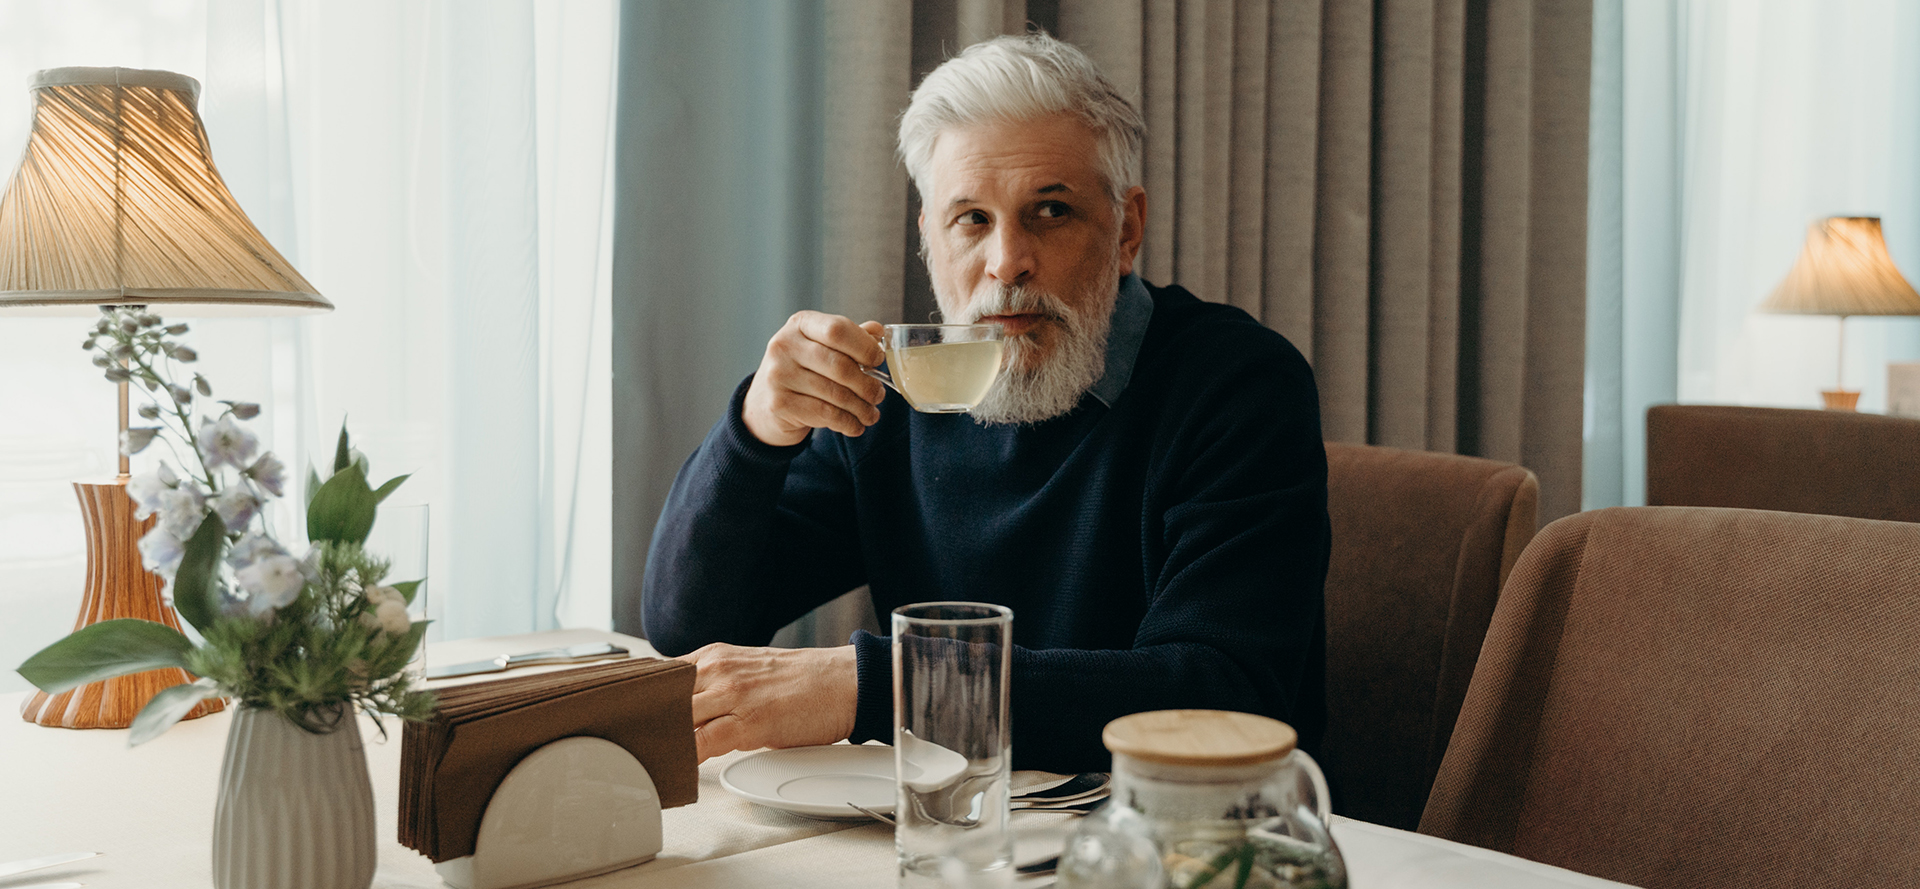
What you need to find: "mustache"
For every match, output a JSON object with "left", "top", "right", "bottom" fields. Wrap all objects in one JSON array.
[{"left": 958, "top": 284, "right": 1070, "bottom": 326}]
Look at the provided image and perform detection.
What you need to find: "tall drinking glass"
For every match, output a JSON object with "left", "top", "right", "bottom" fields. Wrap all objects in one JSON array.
[{"left": 893, "top": 602, "right": 1014, "bottom": 887}]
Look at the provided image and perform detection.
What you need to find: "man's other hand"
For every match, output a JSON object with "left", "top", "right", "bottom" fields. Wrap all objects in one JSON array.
[
  {"left": 743, "top": 312, "right": 887, "bottom": 446},
  {"left": 682, "top": 642, "right": 859, "bottom": 762}
]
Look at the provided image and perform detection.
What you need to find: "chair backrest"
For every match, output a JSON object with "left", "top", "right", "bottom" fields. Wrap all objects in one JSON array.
[
  {"left": 1646, "top": 403, "right": 1920, "bottom": 522},
  {"left": 1321, "top": 442, "right": 1538, "bottom": 831},
  {"left": 1421, "top": 506, "right": 1920, "bottom": 889}
]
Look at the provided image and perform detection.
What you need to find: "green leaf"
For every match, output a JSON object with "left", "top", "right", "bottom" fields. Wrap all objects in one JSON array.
[
  {"left": 307, "top": 463, "right": 378, "bottom": 545},
  {"left": 333, "top": 423, "right": 352, "bottom": 475},
  {"left": 397, "top": 620, "right": 429, "bottom": 661},
  {"left": 129, "top": 680, "right": 220, "bottom": 747},
  {"left": 170, "top": 512, "right": 228, "bottom": 633},
  {"left": 392, "top": 579, "right": 423, "bottom": 606},
  {"left": 371, "top": 473, "right": 410, "bottom": 505},
  {"left": 17, "top": 619, "right": 193, "bottom": 694},
  {"left": 306, "top": 465, "right": 323, "bottom": 508}
]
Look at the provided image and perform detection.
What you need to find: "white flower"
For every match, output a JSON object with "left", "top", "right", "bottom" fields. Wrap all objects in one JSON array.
[
  {"left": 211, "top": 488, "right": 259, "bottom": 532},
  {"left": 237, "top": 554, "right": 305, "bottom": 616},
  {"left": 137, "top": 525, "right": 186, "bottom": 576},
  {"left": 126, "top": 462, "right": 178, "bottom": 520},
  {"left": 197, "top": 415, "right": 259, "bottom": 471},
  {"left": 365, "top": 584, "right": 405, "bottom": 608},
  {"left": 245, "top": 451, "right": 286, "bottom": 497},
  {"left": 375, "top": 599, "right": 411, "bottom": 636},
  {"left": 225, "top": 532, "right": 284, "bottom": 570},
  {"left": 120, "top": 426, "right": 161, "bottom": 456},
  {"left": 298, "top": 547, "right": 322, "bottom": 582},
  {"left": 154, "top": 484, "right": 207, "bottom": 539}
]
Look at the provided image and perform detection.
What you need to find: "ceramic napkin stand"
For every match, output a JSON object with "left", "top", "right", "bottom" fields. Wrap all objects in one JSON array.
[{"left": 434, "top": 737, "right": 662, "bottom": 889}]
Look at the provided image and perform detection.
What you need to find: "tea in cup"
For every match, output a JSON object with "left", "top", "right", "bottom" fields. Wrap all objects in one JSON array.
[{"left": 864, "top": 323, "right": 1005, "bottom": 413}]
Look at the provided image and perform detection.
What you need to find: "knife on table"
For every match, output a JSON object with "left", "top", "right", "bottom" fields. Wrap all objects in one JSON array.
[
  {"left": 426, "top": 642, "right": 630, "bottom": 680},
  {"left": 0, "top": 851, "right": 100, "bottom": 879}
]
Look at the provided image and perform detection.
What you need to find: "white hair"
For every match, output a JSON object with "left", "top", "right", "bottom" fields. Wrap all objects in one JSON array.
[{"left": 898, "top": 32, "right": 1144, "bottom": 204}]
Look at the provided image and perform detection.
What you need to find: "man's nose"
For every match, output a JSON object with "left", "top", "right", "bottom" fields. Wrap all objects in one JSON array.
[{"left": 984, "top": 224, "right": 1036, "bottom": 285}]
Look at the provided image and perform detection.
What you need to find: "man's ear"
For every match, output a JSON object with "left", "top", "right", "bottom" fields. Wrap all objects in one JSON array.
[{"left": 1117, "top": 186, "right": 1147, "bottom": 276}]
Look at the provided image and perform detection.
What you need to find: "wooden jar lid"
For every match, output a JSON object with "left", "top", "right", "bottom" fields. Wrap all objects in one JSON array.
[{"left": 1102, "top": 710, "right": 1297, "bottom": 766}]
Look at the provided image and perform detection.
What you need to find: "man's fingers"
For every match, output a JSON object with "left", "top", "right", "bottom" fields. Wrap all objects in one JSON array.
[
  {"left": 793, "top": 311, "right": 886, "bottom": 368},
  {"left": 694, "top": 713, "right": 748, "bottom": 763},
  {"left": 780, "top": 333, "right": 886, "bottom": 407},
  {"left": 757, "top": 351, "right": 881, "bottom": 433},
  {"left": 767, "top": 367, "right": 882, "bottom": 429},
  {"left": 691, "top": 686, "right": 732, "bottom": 727},
  {"left": 741, "top": 311, "right": 891, "bottom": 447}
]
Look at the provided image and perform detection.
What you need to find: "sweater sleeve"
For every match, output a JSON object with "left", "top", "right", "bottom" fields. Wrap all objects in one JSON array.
[
  {"left": 641, "top": 375, "right": 870, "bottom": 656},
  {"left": 850, "top": 324, "right": 1330, "bottom": 772}
]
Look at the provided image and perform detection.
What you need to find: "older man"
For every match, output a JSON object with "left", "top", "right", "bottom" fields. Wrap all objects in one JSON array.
[{"left": 643, "top": 32, "right": 1328, "bottom": 771}]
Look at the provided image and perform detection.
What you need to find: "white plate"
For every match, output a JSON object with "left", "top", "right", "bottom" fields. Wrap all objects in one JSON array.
[{"left": 719, "top": 745, "right": 897, "bottom": 820}]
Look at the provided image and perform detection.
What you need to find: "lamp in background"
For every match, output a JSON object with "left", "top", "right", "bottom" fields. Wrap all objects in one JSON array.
[
  {"left": 0, "top": 67, "right": 331, "bottom": 728},
  {"left": 1760, "top": 216, "right": 1920, "bottom": 411}
]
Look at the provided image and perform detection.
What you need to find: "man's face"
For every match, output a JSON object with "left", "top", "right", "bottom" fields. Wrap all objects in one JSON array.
[{"left": 917, "top": 112, "right": 1146, "bottom": 376}]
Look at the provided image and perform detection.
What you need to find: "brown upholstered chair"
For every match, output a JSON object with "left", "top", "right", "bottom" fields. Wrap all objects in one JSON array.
[
  {"left": 1646, "top": 403, "right": 1920, "bottom": 522},
  {"left": 1320, "top": 442, "right": 1538, "bottom": 831},
  {"left": 1421, "top": 506, "right": 1920, "bottom": 889}
]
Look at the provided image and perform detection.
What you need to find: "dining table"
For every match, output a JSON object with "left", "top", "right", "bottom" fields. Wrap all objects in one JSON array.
[{"left": 0, "top": 628, "right": 1639, "bottom": 889}]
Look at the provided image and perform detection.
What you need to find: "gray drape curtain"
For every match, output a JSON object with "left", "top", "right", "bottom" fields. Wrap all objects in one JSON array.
[{"left": 612, "top": 0, "right": 1592, "bottom": 636}]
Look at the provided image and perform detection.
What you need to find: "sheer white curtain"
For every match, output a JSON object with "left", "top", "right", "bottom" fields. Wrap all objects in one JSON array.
[
  {"left": 1586, "top": 0, "right": 1920, "bottom": 508},
  {"left": 0, "top": 0, "right": 614, "bottom": 692}
]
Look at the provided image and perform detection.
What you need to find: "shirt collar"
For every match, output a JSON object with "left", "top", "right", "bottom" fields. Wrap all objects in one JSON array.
[{"left": 1087, "top": 273, "right": 1153, "bottom": 407}]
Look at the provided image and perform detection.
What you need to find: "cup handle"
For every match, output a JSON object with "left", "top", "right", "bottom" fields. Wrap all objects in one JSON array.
[
  {"left": 861, "top": 363, "right": 901, "bottom": 396},
  {"left": 1292, "top": 749, "right": 1333, "bottom": 824}
]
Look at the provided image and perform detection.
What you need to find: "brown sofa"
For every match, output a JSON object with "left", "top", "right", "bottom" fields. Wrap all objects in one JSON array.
[
  {"left": 1646, "top": 404, "right": 1920, "bottom": 522},
  {"left": 1320, "top": 442, "right": 1537, "bottom": 830},
  {"left": 1421, "top": 506, "right": 1920, "bottom": 888}
]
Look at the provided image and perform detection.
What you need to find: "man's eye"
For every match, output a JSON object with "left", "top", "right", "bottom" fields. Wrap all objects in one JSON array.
[
  {"left": 956, "top": 210, "right": 988, "bottom": 226},
  {"left": 1037, "top": 201, "right": 1070, "bottom": 219}
]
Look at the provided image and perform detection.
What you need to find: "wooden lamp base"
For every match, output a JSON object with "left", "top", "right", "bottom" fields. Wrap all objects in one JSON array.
[
  {"left": 19, "top": 480, "right": 225, "bottom": 728},
  {"left": 1821, "top": 389, "right": 1862, "bottom": 411}
]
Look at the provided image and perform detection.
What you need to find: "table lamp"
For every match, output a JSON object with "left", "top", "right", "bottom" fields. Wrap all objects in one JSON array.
[
  {"left": 1759, "top": 216, "right": 1920, "bottom": 410},
  {"left": 0, "top": 67, "right": 331, "bottom": 728}
]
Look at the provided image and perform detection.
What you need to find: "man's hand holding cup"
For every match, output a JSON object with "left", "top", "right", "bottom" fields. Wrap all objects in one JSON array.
[{"left": 742, "top": 311, "right": 887, "bottom": 446}]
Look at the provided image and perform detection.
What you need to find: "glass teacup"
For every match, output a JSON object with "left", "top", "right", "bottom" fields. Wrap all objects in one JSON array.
[{"left": 863, "top": 323, "right": 1005, "bottom": 413}]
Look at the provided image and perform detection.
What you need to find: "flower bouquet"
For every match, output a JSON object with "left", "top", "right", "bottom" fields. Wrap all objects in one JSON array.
[
  {"left": 18, "top": 308, "right": 433, "bottom": 889},
  {"left": 18, "top": 308, "right": 434, "bottom": 743}
]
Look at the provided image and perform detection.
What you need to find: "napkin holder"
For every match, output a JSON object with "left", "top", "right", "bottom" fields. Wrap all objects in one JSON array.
[{"left": 434, "top": 736, "right": 662, "bottom": 889}]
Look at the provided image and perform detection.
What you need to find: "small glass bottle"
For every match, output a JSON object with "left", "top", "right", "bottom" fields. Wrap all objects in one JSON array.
[{"left": 1057, "top": 710, "right": 1347, "bottom": 889}]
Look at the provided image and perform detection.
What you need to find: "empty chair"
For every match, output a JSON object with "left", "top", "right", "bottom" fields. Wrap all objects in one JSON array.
[
  {"left": 1320, "top": 442, "right": 1538, "bottom": 831},
  {"left": 1646, "top": 403, "right": 1920, "bottom": 522},
  {"left": 1421, "top": 506, "right": 1920, "bottom": 889}
]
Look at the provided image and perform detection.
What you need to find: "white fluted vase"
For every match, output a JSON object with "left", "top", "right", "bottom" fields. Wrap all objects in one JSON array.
[{"left": 213, "top": 705, "right": 377, "bottom": 889}]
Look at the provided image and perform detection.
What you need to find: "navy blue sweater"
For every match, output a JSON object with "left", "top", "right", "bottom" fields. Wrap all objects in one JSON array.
[{"left": 642, "top": 281, "right": 1329, "bottom": 771}]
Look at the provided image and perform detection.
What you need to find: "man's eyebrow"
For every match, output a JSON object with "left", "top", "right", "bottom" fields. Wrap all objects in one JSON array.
[{"left": 945, "top": 183, "right": 1073, "bottom": 209}]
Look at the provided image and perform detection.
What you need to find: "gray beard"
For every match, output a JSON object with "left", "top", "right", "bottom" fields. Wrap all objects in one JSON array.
[{"left": 948, "top": 268, "right": 1120, "bottom": 426}]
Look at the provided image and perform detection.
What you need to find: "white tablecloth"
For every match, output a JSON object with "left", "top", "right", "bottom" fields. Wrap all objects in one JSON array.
[{"left": 0, "top": 629, "right": 1637, "bottom": 888}]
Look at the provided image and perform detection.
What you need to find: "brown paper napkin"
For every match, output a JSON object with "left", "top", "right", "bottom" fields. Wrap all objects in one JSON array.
[{"left": 399, "top": 657, "right": 698, "bottom": 862}]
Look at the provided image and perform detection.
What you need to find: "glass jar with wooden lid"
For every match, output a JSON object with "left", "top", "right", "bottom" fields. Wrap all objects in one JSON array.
[{"left": 1056, "top": 709, "right": 1347, "bottom": 889}]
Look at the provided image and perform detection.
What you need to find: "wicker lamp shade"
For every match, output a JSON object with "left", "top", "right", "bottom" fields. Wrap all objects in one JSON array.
[
  {"left": 0, "top": 66, "right": 329, "bottom": 315},
  {"left": 1760, "top": 216, "right": 1920, "bottom": 317}
]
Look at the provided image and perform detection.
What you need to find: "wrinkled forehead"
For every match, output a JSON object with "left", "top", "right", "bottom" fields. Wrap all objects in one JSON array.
[{"left": 921, "top": 113, "right": 1107, "bottom": 204}]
